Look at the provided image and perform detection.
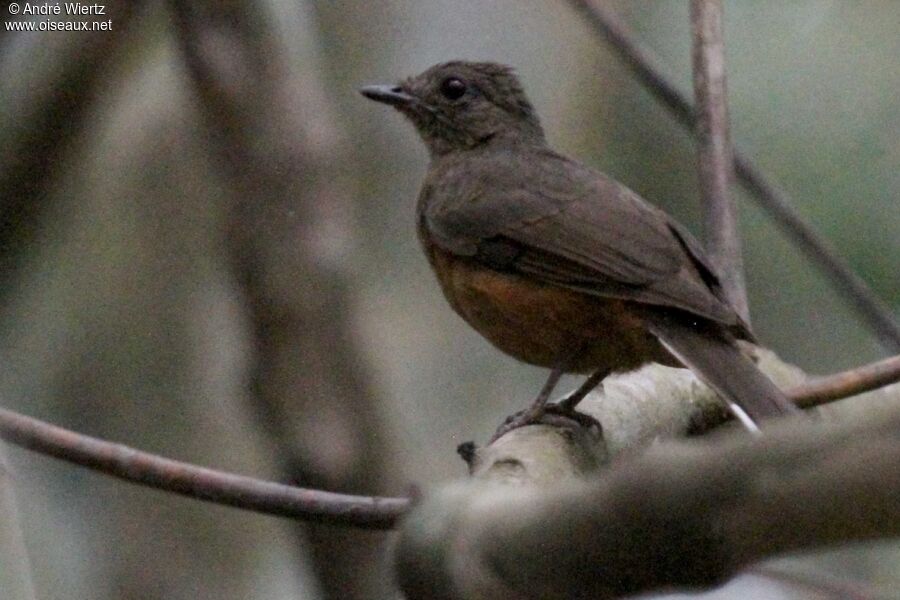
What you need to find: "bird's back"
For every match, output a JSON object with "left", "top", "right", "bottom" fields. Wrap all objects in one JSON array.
[{"left": 418, "top": 144, "right": 751, "bottom": 339}]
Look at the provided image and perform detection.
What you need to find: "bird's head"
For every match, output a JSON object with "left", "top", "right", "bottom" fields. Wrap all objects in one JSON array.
[{"left": 360, "top": 61, "right": 545, "bottom": 157}]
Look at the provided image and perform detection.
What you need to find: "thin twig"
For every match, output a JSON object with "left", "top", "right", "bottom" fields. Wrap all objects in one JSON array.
[
  {"left": 565, "top": 0, "right": 900, "bottom": 351},
  {"left": 789, "top": 354, "right": 900, "bottom": 409},
  {"left": 0, "top": 408, "right": 409, "bottom": 529},
  {"left": 690, "top": 0, "right": 748, "bottom": 323}
]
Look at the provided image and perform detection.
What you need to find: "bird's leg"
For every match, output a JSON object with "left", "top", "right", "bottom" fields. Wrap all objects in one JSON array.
[
  {"left": 555, "top": 368, "right": 611, "bottom": 412},
  {"left": 525, "top": 365, "right": 566, "bottom": 419},
  {"left": 490, "top": 365, "right": 565, "bottom": 443},
  {"left": 540, "top": 367, "right": 610, "bottom": 434}
]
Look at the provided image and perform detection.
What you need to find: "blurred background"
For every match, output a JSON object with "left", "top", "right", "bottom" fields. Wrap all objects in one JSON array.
[{"left": 1, "top": 1, "right": 897, "bottom": 598}]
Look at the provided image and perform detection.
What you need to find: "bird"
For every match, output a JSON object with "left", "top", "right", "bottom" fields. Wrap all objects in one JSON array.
[{"left": 360, "top": 61, "right": 798, "bottom": 433}]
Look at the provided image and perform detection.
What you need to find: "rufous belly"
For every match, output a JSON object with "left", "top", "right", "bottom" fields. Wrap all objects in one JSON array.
[{"left": 428, "top": 247, "right": 675, "bottom": 374}]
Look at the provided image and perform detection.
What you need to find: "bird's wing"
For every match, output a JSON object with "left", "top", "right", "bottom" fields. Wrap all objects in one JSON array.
[{"left": 421, "top": 148, "right": 745, "bottom": 330}]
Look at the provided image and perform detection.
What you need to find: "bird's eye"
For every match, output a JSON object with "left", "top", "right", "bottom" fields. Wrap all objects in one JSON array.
[{"left": 439, "top": 77, "right": 467, "bottom": 100}]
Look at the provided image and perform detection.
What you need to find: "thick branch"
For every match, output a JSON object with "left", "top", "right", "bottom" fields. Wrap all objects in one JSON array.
[
  {"left": 0, "top": 408, "right": 408, "bottom": 529},
  {"left": 565, "top": 0, "right": 900, "bottom": 351},
  {"left": 690, "top": 0, "right": 747, "bottom": 322},
  {"left": 168, "top": 3, "right": 397, "bottom": 596},
  {"left": 396, "top": 382, "right": 900, "bottom": 600},
  {"left": 748, "top": 566, "right": 881, "bottom": 600},
  {"left": 399, "top": 412, "right": 900, "bottom": 600}
]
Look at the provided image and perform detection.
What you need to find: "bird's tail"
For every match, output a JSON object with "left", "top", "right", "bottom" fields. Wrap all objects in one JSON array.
[{"left": 646, "top": 316, "right": 799, "bottom": 431}]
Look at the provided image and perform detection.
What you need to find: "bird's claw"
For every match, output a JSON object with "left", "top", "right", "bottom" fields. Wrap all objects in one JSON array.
[{"left": 489, "top": 401, "right": 602, "bottom": 444}]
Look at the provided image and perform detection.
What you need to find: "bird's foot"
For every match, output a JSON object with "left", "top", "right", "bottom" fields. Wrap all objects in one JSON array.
[
  {"left": 544, "top": 400, "right": 603, "bottom": 434},
  {"left": 490, "top": 403, "right": 545, "bottom": 443},
  {"left": 489, "top": 399, "right": 602, "bottom": 444}
]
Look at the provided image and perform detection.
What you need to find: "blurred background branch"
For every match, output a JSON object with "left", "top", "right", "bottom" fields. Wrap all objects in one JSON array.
[
  {"left": 168, "top": 0, "right": 398, "bottom": 597},
  {"left": 566, "top": 0, "right": 900, "bottom": 351},
  {"left": 690, "top": 0, "right": 747, "bottom": 322},
  {"left": 0, "top": 1, "right": 143, "bottom": 294},
  {"left": 0, "top": 444, "right": 36, "bottom": 600}
]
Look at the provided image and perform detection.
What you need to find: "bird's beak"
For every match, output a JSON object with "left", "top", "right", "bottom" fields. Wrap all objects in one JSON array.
[{"left": 359, "top": 84, "right": 415, "bottom": 107}]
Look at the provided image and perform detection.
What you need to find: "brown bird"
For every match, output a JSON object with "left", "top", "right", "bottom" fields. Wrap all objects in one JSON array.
[{"left": 361, "top": 61, "right": 798, "bottom": 432}]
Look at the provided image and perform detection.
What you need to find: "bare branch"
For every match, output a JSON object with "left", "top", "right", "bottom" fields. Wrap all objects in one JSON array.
[
  {"left": 394, "top": 346, "right": 900, "bottom": 598},
  {"left": 0, "top": 408, "right": 409, "bottom": 529},
  {"left": 600, "top": 347, "right": 900, "bottom": 438},
  {"left": 748, "top": 567, "right": 887, "bottom": 600},
  {"left": 396, "top": 399, "right": 900, "bottom": 600},
  {"left": 0, "top": 350, "right": 894, "bottom": 536},
  {"left": 168, "top": 2, "right": 398, "bottom": 595},
  {"left": 790, "top": 354, "right": 900, "bottom": 409},
  {"left": 565, "top": 0, "right": 900, "bottom": 351},
  {"left": 690, "top": 0, "right": 747, "bottom": 322}
]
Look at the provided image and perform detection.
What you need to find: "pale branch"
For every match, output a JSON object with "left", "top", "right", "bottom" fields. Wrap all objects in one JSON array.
[
  {"left": 690, "top": 0, "right": 747, "bottom": 322},
  {"left": 0, "top": 353, "right": 896, "bottom": 532},
  {"left": 0, "top": 408, "right": 408, "bottom": 529},
  {"left": 564, "top": 0, "right": 900, "bottom": 351},
  {"left": 748, "top": 566, "right": 885, "bottom": 600},
  {"left": 582, "top": 348, "right": 900, "bottom": 442},
  {"left": 396, "top": 386, "right": 900, "bottom": 600}
]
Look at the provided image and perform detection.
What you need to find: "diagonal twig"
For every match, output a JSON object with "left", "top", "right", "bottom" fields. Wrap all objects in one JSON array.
[
  {"left": 690, "top": 0, "right": 748, "bottom": 323},
  {"left": 789, "top": 354, "right": 900, "bottom": 409},
  {"left": 565, "top": 0, "right": 900, "bottom": 351}
]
